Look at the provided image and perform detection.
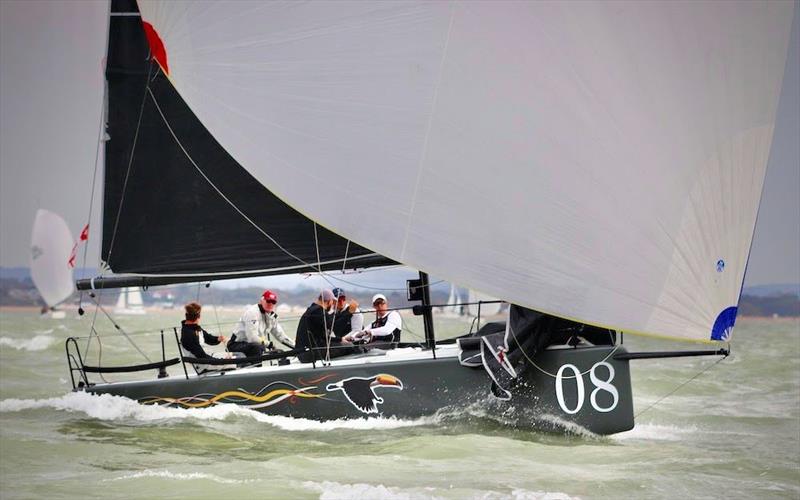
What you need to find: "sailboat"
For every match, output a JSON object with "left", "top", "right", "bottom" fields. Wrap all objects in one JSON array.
[
  {"left": 113, "top": 287, "right": 146, "bottom": 315},
  {"left": 30, "top": 209, "right": 75, "bottom": 318},
  {"left": 467, "top": 290, "right": 503, "bottom": 319},
  {"left": 65, "top": 0, "right": 794, "bottom": 435},
  {"left": 441, "top": 284, "right": 463, "bottom": 317}
]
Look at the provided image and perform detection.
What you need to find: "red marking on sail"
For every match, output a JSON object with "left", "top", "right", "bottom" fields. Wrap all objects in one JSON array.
[
  {"left": 68, "top": 224, "right": 89, "bottom": 268},
  {"left": 142, "top": 21, "right": 169, "bottom": 75}
]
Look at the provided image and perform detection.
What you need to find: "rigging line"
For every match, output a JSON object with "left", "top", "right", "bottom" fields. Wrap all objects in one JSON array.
[
  {"left": 147, "top": 87, "right": 332, "bottom": 277},
  {"left": 85, "top": 293, "right": 152, "bottom": 363},
  {"left": 634, "top": 355, "right": 727, "bottom": 419},
  {"left": 91, "top": 326, "right": 109, "bottom": 384},
  {"left": 146, "top": 87, "right": 441, "bottom": 292},
  {"left": 105, "top": 60, "right": 154, "bottom": 267},
  {"left": 78, "top": 0, "right": 111, "bottom": 308},
  {"left": 341, "top": 240, "right": 350, "bottom": 273},
  {"left": 79, "top": 67, "right": 109, "bottom": 308},
  {"left": 314, "top": 223, "right": 333, "bottom": 363},
  {"left": 207, "top": 284, "right": 223, "bottom": 338},
  {"left": 84, "top": 289, "right": 105, "bottom": 358}
]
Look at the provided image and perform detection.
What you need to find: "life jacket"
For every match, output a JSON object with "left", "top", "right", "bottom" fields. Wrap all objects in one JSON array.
[{"left": 371, "top": 313, "right": 401, "bottom": 343}]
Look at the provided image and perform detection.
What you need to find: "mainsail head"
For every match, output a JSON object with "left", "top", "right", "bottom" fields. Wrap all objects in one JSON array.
[{"left": 126, "top": 1, "right": 794, "bottom": 342}]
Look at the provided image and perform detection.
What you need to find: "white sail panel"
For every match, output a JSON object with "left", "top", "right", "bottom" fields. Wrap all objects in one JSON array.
[
  {"left": 30, "top": 209, "right": 75, "bottom": 307},
  {"left": 137, "top": 1, "right": 794, "bottom": 342}
]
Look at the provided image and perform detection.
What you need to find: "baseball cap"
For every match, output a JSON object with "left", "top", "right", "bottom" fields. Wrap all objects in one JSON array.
[
  {"left": 371, "top": 293, "right": 387, "bottom": 305},
  {"left": 262, "top": 290, "right": 277, "bottom": 302},
  {"left": 332, "top": 287, "right": 345, "bottom": 299}
]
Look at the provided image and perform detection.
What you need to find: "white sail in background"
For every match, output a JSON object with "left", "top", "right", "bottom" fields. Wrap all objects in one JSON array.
[
  {"left": 467, "top": 290, "right": 503, "bottom": 318},
  {"left": 114, "top": 287, "right": 146, "bottom": 315},
  {"left": 29, "top": 209, "right": 75, "bottom": 308},
  {"left": 137, "top": 1, "right": 794, "bottom": 342},
  {"left": 442, "top": 284, "right": 461, "bottom": 316}
]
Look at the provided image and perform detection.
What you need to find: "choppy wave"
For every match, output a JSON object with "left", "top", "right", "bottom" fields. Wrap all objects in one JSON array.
[
  {"left": 0, "top": 335, "right": 56, "bottom": 351},
  {"left": 0, "top": 391, "right": 436, "bottom": 431},
  {"left": 301, "top": 481, "right": 577, "bottom": 500},
  {"left": 105, "top": 469, "right": 259, "bottom": 485}
]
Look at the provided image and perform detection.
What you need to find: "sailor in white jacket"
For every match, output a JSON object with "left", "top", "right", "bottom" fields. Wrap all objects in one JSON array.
[
  {"left": 228, "top": 290, "right": 294, "bottom": 357},
  {"left": 344, "top": 293, "right": 402, "bottom": 348}
]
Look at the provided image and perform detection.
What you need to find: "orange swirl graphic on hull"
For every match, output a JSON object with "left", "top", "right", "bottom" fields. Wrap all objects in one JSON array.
[{"left": 142, "top": 386, "right": 324, "bottom": 409}]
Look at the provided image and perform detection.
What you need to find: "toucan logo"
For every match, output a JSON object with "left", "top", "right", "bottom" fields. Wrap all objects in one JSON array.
[{"left": 326, "top": 374, "right": 403, "bottom": 414}]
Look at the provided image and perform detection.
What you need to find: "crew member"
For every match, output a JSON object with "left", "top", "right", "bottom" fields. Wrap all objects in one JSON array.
[
  {"left": 180, "top": 302, "right": 226, "bottom": 360},
  {"left": 295, "top": 289, "right": 357, "bottom": 363},
  {"left": 228, "top": 290, "right": 294, "bottom": 358},
  {"left": 331, "top": 287, "right": 363, "bottom": 339},
  {"left": 344, "top": 293, "right": 402, "bottom": 348}
]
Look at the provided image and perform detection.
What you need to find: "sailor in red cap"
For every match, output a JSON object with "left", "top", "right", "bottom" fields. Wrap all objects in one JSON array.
[{"left": 228, "top": 289, "right": 294, "bottom": 358}]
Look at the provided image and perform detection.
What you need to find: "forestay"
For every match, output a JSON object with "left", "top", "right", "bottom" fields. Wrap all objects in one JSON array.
[{"left": 137, "top": 1, "right": 794, "bottom": 342}]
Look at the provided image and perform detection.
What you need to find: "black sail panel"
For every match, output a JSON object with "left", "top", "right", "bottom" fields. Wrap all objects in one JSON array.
[{"left": 103, "top": 0, "right": 392, "bottom": 275}]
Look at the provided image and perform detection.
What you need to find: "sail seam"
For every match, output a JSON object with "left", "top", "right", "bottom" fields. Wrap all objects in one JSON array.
[
  {"left": 120, "top": 253, "right": 383, "bottom": 278},
  {"left": 399, "top": 0, "right": 456, "bottom": 260}
]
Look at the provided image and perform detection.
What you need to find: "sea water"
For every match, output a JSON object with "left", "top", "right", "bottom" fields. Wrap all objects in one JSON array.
[{"left": 0, "top": 309, "right": 797, "bottom": 499}]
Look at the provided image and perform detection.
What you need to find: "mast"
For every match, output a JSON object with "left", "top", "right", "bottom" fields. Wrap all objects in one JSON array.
[{"left": 406, "top": 272, "right": 435, "bottom": 353}]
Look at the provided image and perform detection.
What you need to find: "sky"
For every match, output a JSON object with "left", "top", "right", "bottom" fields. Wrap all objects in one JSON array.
[{"left": 0, "top": 1, "right": 798, "bottom": 289}]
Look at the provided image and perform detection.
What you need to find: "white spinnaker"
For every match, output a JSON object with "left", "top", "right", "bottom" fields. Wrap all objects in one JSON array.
[
  {"left": 138, "top": 1, "right": 794, "bottom": 342},
  {"left": 30, "top": 209, "right": 75, "bottom": 307}
]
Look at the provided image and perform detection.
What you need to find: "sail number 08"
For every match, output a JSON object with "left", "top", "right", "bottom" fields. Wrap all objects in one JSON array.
[{"left": 555, "top": 362, "right": 618, "bottom": 414}]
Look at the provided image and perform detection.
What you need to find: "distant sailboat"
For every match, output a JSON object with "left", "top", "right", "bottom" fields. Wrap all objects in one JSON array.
[
  {"left": 113, "top": 287, "right": 146, "bottom": 315},
  {"left": 30, "top": 209, "right": 74, "bottom": 316},
  {"left": 467, "top": 290, "right": 503, "bottom": 318},
  {"left": 441, "top": 284, "right": 463, "bottom": 316}
]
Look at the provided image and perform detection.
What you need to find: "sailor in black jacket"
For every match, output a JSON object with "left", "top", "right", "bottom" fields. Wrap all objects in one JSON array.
[
  {"left": 331, "top": 287, "right": 364, "bottom": 339},
  {"left": 295, "top": 289, "right": 358, "bottom": 363},
  {"left": 180, "top": 302, "right": 226, "bottom": 360}
]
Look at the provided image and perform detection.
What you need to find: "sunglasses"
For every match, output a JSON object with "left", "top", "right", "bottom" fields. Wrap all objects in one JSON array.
[{"left": 265, "top": 300, "right": 277, "bottom": 305}]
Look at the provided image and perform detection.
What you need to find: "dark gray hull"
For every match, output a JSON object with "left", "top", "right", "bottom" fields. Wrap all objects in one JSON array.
[{"left": 84, "top": 345, "right": 634, "bottom": 435}]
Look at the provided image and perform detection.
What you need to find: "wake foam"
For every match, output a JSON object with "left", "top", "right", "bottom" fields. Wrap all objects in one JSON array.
[
  {"left": 613, "top": 422, "right": 696, "bottom": 442},
  {"left": 105, "top": 469, "right": 259, "bottom": 485},
  {"left": 0, "top": 335, "right": 56, "bottom": 351},
  {"left": 0, "top": 391, "right": 435, "bottom": 430},
  {"left": 301, "top": 481, "right": 577, "bottom": 500},
  {"left": 303, "top": 481, "right": 432, "bottom": 500},
  {"left": 537, "top": 414, "right": 601, "bottom": 439}
]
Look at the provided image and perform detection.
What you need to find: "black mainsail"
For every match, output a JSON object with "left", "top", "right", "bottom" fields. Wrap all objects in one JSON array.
[{"left": 96, "top": 0, "right": 392, "bottom": 282}]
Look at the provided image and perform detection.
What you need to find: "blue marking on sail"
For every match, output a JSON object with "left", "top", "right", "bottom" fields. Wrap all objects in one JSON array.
[
  {"left": 711, "top": 306, "right": 738, "bottom": 341},
  {"left": 716, "top": 259, "right": 725, "bottom": 273}
]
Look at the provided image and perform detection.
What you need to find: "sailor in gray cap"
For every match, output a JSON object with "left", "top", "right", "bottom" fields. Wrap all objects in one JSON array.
[{"left": 295, "top": 288, "right": 357, "bottom": 363}]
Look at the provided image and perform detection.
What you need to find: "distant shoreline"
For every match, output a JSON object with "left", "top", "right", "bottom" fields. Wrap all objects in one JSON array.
[{"left": 1, "top": 305, "right": 797, "bottom": 321}]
